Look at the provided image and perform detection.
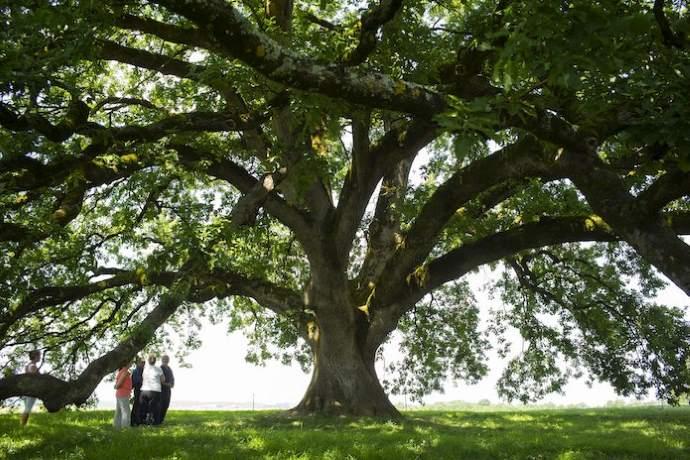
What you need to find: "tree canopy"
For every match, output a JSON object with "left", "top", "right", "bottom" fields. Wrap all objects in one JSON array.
[{"left": 1, "top": 0, "right": 689, "bottom": 417}]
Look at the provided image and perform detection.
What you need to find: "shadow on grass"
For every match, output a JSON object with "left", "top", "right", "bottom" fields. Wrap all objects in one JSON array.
[{"left": 1, "top": 408, "right": 689, "bottom": 459}]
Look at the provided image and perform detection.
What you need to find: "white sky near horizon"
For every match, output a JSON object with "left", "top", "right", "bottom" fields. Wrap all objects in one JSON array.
[{"left": 94, "top": 269, "right": 689, "bottom": 409}]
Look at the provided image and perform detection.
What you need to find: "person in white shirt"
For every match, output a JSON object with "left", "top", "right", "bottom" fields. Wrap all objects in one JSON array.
[
  {"left": 20, "top": 350, "right": 41, "bottom": 427},
  {"left": 139, "top": 354, "right": 165, "bottom": 425}
]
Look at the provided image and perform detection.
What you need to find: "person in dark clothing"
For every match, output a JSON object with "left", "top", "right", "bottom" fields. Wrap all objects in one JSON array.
[
  {"left": 160, "top": 354, "right": 175, "bottom": 423},
  {"left": 130, "top": 357, "right": 145, "bottom": 426}
]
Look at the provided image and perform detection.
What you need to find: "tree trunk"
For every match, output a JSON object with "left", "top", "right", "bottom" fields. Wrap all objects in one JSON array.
[
  {"left": 292, "top": 321, "right": 399, "bottom": 417},
  {"left": 291, "top": 273, "right": 400, "bottom": 418}
]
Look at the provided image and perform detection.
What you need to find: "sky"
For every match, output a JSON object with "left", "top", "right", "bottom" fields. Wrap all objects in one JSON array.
[{"left": 95, "top": 269, "right": 689, "bottom": 410}]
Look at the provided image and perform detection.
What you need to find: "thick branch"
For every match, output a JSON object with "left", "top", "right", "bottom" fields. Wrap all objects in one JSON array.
[
  {"left": 334, "top": 118, "right": 437, "bottom": 261},
  {"left": 356, "top": 156, "right": 413, "bottom": 285},
  {"left": 229, "top": 170, "right": 286, "bottom": 227},
  {"left": 150, "top": 0, "right": 446, "bottom": 116},
  {"left": 0, "top": 177, "right": 89, "bottom": 243},
  {"left": 343, "top": 0, "right": 404, "bottom": 66},
  {"left": 375, "top": 136, "right": 561, "bottom": 298},
  {"left": 562, "top": 149, "right": 690, "bottom": 296},
  {"left": 97, "top": 39, "right": 206, "bottom": 81},
  {"left": 113, "top": 13, "right": 215, "bottom": 50},
  {"left": 210, "top": 269, "right": 304, "bottom": 316},
  {"left": 0, "top": 98, "right": 89, "bottom": 142},
  {"left": 637, "top": 169, "right": 690, "bottom": 212},
  {"left": 653, "top": 0, "right": 686, "bottom": 50},
  {"left": 0, "top": 287, "right": 187, "bottom": 411},
  {"left": 173, "top": 143, "right": 316, "bottom": 250},
  {"left": 367, "top": 212, "right": 690, "bottom": 349},
  {"left": 85, "top": 111, "right": 256, "bottom": 141}
]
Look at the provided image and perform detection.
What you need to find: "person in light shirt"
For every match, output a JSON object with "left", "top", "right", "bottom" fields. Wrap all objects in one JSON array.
[
  {"left": 20, "top": 350, "right": 41, "bottom": 427},
  {"left": 139, "top": 354, "right": 165, "bottom": 425}
]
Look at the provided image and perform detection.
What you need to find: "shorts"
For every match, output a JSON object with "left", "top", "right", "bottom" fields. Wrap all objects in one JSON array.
[{"left": 23, "top": 396, "right": 37, "bottom": 415}]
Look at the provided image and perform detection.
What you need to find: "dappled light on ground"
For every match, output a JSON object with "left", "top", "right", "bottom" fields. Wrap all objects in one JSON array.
[{"left": 0, "top": 408, "right": 689, "bottom": 459}]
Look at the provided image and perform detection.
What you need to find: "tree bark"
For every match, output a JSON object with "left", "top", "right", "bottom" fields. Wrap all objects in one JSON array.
[
  {"left": 292, "top": 272, "right": 400, "bottom": 418},
  {"left": 292, "top": 320, "right": 399, "bottom": 417}
]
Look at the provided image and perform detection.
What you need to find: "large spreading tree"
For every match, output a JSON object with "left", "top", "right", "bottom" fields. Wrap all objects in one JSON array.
[{"left": 1, "top": 0, "right": 690, "bottom": 417}]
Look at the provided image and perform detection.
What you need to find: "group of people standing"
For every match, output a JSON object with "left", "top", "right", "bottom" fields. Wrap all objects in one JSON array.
[
  {"left": 18, "top": 350, "right": 174, "bottom": 428},
  {"left": 113, "top": 353, "right": 175, "bottom": 429}
]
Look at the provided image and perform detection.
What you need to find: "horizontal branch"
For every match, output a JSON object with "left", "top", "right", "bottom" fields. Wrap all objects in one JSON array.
[
  {"left": 0, "top": 98, "right": 89, "bottom": 142},
  {"left": 112, "top": 13, "right": 215, "bottom": 50},
  {"left": 97, "top": 39, "right": 206, "bottom": 81},
  {"left": 0, "top": 271, "right": 176, "bottom": 339},
  {"left": 367, "top": 212, "right": 690, "bottom": 349},
  {"left": 96, "top": 40, "right": 270, "bottom": 141},
  {"left": 210, "top": 269, "right": 304, "bottom": 316},
  {"left": 425, "top": 212, "right": 690, "bottom": 302},
  {"left": 84, "top": 110, "right": 256, "bottom": 141},
  {"left": 150, "top": 0, "right": 447, "bottom": 116}
]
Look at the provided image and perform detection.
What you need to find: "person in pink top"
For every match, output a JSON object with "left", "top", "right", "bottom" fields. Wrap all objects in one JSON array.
[{"left": 113, "top": 359, "right": 133, "bottom": 429}]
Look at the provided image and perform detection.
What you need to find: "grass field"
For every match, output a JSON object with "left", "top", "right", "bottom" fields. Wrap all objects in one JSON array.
[{"left": 1, "top": 407, "right": 689, "bottom": 459}]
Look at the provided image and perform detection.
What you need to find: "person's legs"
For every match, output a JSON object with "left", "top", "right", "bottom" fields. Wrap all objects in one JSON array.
[
  {"left": 151, "top": 391, "right": 162, "bottom": 425},
  {"left": 113, "top": 399, "right": 121, "bottom": 428},
  {"left": 130, "top": 396, "right": 136, "bottom": 426},
  {"left": 115, "top": 397, "right": 130, "bottom": 428},
  {"left": 122, "top": 397, "right": 131, "bottom": 427},
  {"left": 139, "top": 391, "right": 151, "bottom": 425},
  {"left": 20, "top": 397, "right": 36, "bottom": 427},
  {"left": 160, "top": 389, "right": 170, "bottom": 423},
  {"left": 130, "top": 389, "right": 140, "bottom": 426}
]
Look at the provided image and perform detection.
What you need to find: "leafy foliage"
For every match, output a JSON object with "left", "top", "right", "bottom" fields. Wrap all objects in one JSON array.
[
  {"left": 383, "top": 282, "right": 489, "bottom": 402},
  {"left": 1, "top": 0, "right": 689, "bottom": 412}
]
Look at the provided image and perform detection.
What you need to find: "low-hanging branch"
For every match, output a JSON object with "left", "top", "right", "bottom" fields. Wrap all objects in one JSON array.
[
  {"left": 0, "top": 262, "right": 305, "bottom": 410},
  {"left": 0, "top": 285, "right": 188, "bottom": 411},
  {"left": 1, "top": 262, "right": 304, "bottom": 339}
]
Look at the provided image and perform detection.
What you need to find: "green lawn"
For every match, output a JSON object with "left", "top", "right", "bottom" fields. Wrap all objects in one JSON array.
[{"left": 1, "top": 407, "right": 689, "bottom": 459}]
